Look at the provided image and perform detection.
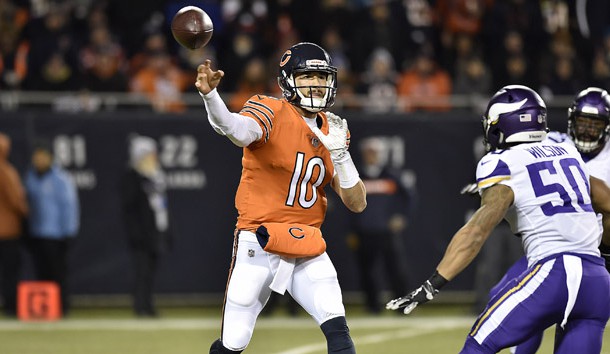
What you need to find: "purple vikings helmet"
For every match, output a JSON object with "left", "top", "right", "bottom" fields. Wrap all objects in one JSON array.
[
  {"left": 482, "top": 85, "right": 548, "bottom": 151},
  {"left": 567, "top": 87, "right": 610, "bottom": 153},
  {"left": 278, "top": 42, "right": 337, "bottom": 112}
]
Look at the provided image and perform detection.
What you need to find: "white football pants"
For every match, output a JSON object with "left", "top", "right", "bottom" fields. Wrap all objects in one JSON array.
[{"left": 220, "top": 231, "right": 346, "bottom": 351}]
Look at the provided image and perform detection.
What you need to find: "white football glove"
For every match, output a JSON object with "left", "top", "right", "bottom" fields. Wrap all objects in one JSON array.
[
  {"left": 311, "top": 112, "right": 349, "bottom": 163},
  {"left": 386, "top": 281, "right": 439, "bottom": 315},
  {"left": 386, "top": 271, "right": 448, "bottom": 315},
  {"left": 460, "top": 182, "right": 479, "bottom": 195}
]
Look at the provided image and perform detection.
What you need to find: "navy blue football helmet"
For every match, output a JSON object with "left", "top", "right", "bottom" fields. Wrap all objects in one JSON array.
[
  {"left": 482, "top": 85, "right": 548, "bottom": 151},
  {"left": 567, "top": 87, "right": 610, "bottom": 153},
  {"left": 278, "top": 42, "right": 337, "bottom": 112}
]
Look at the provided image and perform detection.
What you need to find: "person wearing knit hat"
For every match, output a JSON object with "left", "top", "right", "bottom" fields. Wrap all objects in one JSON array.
[
  {"left": 129, "top": 136, "right": 157, "bottom": 171},
  {"left": 120, "top": 135, "right": 172, "bottom": 317}
]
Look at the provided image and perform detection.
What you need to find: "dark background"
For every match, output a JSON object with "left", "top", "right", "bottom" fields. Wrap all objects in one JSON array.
[{"left": 0, "top": 107, "right": 569, "bottom": 299}]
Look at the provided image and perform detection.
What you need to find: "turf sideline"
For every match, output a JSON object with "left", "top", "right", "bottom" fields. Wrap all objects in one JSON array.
[{"left": 0, "top": 316, "right": 474, "bottom": 331}]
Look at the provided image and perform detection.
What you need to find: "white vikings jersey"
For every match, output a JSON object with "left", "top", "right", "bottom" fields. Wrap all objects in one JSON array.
[
  {"left": 476, "top": 141, "right": 600, "bottom": 266},
  {"left": 546, "top": 131, "right": 610, "bottom": 182},
  {"left": 546, "top": 131, "right": 610, "bottom": 237},
  {"left": 545, "top": 130, "right": 570, "bottom": 144},
  {"left": 582, "top": 140, "right": 610, "bottom": 182}
]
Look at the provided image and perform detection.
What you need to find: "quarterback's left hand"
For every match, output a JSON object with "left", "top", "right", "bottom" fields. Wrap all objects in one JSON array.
[{"left": 311, "top": 112, "right": 349, "bottom": 163}]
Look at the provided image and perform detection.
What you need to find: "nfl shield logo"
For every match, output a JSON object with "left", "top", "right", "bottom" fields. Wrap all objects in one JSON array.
[{"left": 248, "top": 249, "right": 255, "bottom": 257}]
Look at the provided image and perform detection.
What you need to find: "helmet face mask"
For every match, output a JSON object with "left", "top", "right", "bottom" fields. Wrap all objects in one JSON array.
[
  {"left": 482, "top": 85, "right": 548, "bottom": 152},
  {"left": 567, "top": 87, "right": 610, "bottom": 154},
  {"left": 278, "top": 42, "right": 337, "bottom": 113}
]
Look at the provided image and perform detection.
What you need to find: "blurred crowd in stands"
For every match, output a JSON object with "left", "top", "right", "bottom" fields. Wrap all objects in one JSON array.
[{"left": 1, "top": 0, "right": 610, "bottom": 113}]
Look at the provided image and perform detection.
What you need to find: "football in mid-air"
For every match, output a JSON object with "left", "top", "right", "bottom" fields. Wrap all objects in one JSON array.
[{"left": 171, "top": 6, "right": 213, "bottom": 50}]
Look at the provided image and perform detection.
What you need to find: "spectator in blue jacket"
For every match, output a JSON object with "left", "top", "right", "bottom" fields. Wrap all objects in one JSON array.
[{"left": 24, "top": 141, "right": 79, "bottom": 316}]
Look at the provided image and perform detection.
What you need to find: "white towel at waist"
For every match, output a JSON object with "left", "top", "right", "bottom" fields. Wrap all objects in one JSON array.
[{"left": 269, "top": 257, "right": 296, "bottom": 294}]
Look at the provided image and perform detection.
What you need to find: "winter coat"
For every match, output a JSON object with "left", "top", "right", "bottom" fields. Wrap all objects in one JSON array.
[{"left": 0, "top": 134, "right": 28, "bottom": 239}]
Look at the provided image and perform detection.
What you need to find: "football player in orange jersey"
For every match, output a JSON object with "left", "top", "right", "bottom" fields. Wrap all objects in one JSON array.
[{"left": 195, "top": 42, "right": 367, "bottom": 354}]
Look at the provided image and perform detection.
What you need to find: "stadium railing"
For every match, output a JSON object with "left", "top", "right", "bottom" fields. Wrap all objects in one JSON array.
[{"left": 0, "top": 91, "right": 575, "bottom": 113}]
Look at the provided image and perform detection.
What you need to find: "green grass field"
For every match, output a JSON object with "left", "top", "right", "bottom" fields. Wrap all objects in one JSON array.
[{"left": 1, "top": 305, "right": 609, "bottom": 354}]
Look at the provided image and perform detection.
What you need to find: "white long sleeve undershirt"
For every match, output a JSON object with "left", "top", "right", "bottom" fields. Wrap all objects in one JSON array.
[
  {"left": 199, "top": 89, "right": 263, "bottom": 147},
  {"left": 201, "top": 89, "right": 348, "bottom": 183}
]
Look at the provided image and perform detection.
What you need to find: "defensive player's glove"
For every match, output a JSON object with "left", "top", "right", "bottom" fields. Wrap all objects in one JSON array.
[
  {"left": 386, "top": 271, "right": 448, "bottom": 315},
  {"left": 599, "top": 243, "right": 610, "bottom": 273},
  {"left": 460, "top": 182, "right": 479, "bottom": 196},
  {"left": 311, "top": 112, "right": 349, "bottom": 163}
]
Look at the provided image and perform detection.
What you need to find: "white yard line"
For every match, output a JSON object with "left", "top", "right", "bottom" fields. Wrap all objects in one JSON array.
[{"left": 274, "top": 318, "right": 474, "bottom": 354}]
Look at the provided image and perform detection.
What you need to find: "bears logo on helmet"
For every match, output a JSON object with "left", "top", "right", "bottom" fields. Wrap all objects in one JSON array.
[{"left": 280, "top": 50, "right": 291, "bottom": 67}]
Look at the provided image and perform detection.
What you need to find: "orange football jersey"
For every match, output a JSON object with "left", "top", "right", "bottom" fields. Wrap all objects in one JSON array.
[{"left": 235, "top": 95, "right": 335, "bottom": 230}]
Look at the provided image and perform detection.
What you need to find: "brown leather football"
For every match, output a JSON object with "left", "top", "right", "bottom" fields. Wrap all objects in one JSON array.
[{"left": 171, "top": 6, "right": 213, "bottom": 50}]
